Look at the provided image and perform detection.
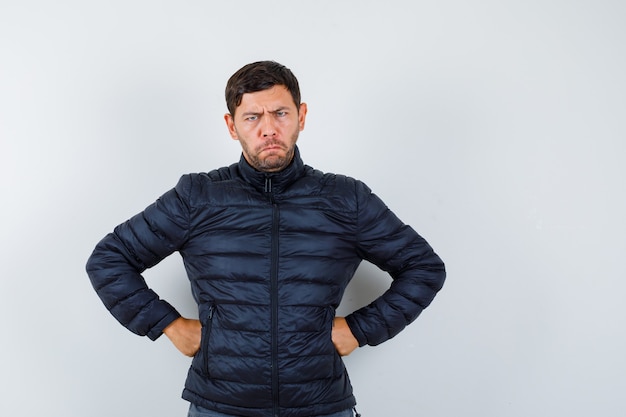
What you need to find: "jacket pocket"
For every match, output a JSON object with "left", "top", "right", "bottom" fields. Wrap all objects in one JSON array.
[
  {"left": 201, "top": 305, "right": 215, "bottom": 377},
  {"left": 328, "top": 306, "right": 346, "bottom": 378}
]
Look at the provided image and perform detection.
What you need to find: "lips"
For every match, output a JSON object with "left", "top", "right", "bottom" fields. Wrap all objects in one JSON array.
[{"left": 259, "top": 142, "right": 285, "bottom": 152}]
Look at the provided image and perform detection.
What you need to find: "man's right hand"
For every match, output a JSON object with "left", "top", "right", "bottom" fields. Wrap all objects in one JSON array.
[{"left": 163, "top": 317, "right": 202, "bottom": 357}]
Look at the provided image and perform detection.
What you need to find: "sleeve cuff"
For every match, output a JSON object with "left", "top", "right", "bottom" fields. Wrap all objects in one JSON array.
[
  {"left": 345, "top": 314, "right": 368, "bottom": 347},
  {"left": 147, "top": 310, "right": 182, "bottom": 341}
]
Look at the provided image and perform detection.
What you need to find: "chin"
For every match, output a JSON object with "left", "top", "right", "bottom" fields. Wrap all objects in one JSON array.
[{"left": 258, "top": 156, "right": 291, "bottom": 172}]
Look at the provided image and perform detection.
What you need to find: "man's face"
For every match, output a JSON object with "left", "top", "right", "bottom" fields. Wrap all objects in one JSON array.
[{"left": 225, "top": 85, "right": 307, "bottom": 173}]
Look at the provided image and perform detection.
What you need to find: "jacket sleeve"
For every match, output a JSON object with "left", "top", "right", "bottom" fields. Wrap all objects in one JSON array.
[
  {"left": 85, "top": 176, "right": 193, "bottom": 340},
  {"left": 345, "top": 181, "right": 446, "bottom": 347}
]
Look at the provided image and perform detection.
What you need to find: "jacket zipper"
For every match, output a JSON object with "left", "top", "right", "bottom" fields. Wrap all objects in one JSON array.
[
  {"left": 266, "top": 176, "right": 280, "bottom": 417},
  {"left": 203, "top": 305, "right": 215, "bottom": 377}
]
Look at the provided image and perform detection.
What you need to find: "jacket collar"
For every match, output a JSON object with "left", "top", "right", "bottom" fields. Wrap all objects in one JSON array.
[{"left": 238, "top": 146, "right": 305, "bottom": 194}]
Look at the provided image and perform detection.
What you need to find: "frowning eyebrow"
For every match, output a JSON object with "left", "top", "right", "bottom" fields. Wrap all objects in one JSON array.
[
  {"left": 240, "top": 107, "right": 290, "bottom": 118},
  {"left": 241, "top": 111, "right": 262, "bottom": 117},
  {"left": 269, "top": 107, "right": 290, "bottom": 114}
]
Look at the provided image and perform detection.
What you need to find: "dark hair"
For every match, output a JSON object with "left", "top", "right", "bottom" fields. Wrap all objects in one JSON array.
[{"left": 225, "top": 61, "right": 301, "bottom": 115}]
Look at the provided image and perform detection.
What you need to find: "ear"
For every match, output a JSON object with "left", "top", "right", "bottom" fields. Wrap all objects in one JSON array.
[
  {"left": 224, "top": 113, "right": 238, "bottom": 140},
  {"left": 298, "top": 103, "right": 308, "bottom": 131}
]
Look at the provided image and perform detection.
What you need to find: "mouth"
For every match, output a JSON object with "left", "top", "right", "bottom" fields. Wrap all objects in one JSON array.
[{"left": 260, "top": 142, "right": 285, "bottom": 152}]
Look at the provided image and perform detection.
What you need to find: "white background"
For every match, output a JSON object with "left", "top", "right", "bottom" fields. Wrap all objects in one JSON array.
[{"left": 1, "top": 1, "right": 625, "bottom": 416}]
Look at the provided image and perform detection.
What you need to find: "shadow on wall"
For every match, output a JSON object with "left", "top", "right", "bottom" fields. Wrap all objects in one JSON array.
[{"left": 337, "top": 262, "right": 392, "bottom": 317}]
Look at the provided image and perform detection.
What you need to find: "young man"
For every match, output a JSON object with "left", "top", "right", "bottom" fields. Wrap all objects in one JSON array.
[{"left": 86, "top": 61, "right": 445, "bottom": 417}]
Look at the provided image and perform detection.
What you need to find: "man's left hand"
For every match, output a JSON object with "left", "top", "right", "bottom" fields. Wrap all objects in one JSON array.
[{"left": 332, "top": 316, "right": 359, "bottom": 356}]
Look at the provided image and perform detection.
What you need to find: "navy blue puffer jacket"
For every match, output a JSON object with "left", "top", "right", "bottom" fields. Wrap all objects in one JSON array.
[{"left": 86, "top": 147, "right": 445, "bottom": 417}]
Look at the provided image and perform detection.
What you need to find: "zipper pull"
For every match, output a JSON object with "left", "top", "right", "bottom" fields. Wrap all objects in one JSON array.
[{"left": 264, "top": 176, "right": 272, "bottom": 193}]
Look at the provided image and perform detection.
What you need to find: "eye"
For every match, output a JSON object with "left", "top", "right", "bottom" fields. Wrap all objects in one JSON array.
[
  {"left": 245, "top": 115, "right": 258, "bottom": 121},
  {"left": 276, "top": 111, "right": 287, "bottom": 117}
]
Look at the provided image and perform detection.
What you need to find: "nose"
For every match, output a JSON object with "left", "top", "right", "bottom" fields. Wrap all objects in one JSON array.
[
  {"left": 262, "top": 128, "right": 276, "bottom": 138},
  {"left": 262, "top": 116, "right": 277, "bottom": 137}
]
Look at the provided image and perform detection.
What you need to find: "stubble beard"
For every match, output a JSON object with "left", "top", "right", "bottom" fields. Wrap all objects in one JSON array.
[{"left": 245, "top": 133, "right": 299, "bottom": 173}]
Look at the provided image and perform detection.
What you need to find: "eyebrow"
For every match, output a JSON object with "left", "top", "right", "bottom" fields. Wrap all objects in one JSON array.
[{"left": 241, "top": 107, "right": 290, "bottom": 117}]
